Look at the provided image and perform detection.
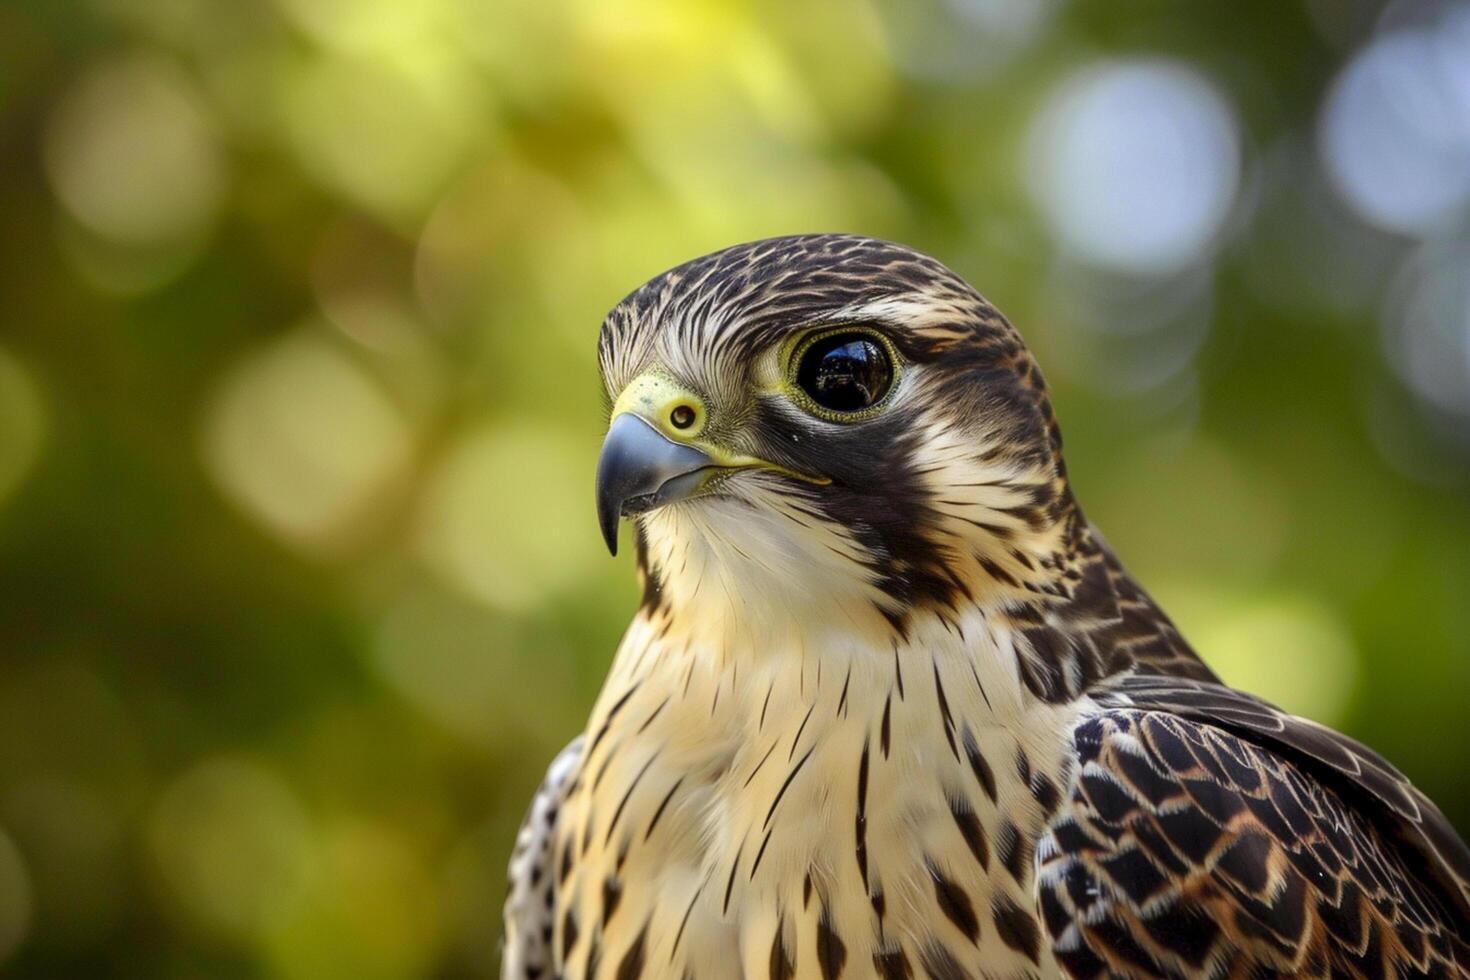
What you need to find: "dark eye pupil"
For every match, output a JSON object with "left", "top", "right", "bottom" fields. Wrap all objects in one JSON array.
[{"left": 796, "top": 333, "right": 893, "bottom": 413}]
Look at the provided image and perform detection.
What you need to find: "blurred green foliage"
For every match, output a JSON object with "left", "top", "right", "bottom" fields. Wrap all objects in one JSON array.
[{"left": 0, "top": 0, "right": 1467, "bottom": 976}]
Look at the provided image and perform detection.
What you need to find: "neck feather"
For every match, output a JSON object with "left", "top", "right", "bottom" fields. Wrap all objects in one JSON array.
[{"left": 631, "top": 501, "right": 1216, "bottom": 704}]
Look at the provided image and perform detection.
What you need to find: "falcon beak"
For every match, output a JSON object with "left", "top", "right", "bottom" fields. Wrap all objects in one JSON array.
[
  {"left": 595, "top": 371, "right": 831, "bottom": 555},
  {"left": 595, "top": 412, "right": 714, "bottom": 556}
]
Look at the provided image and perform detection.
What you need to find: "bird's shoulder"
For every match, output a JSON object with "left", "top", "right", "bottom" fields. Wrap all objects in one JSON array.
[
  {"left": 502, "top": 737, "right": 583, "bottom": 980},
  {"left": 1037, "top": 674, "right": 1470, "bottom": 978}
]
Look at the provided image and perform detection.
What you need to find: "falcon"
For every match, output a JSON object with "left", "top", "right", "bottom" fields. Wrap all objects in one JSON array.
[{"left": 502, "top": 235, "right": 1470, "bottom": 979}]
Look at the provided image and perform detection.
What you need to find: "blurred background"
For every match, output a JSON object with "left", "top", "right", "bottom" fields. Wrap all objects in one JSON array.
[{"left": 1, "top": 0, "right": 1468, "bottom": 975}]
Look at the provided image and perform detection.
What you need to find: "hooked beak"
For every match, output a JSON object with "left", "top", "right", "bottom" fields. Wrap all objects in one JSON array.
[{"left": 595, "top": 413, "right": 714, "bottom": 555}]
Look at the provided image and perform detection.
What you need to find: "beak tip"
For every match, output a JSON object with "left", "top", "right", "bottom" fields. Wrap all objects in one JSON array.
[
  {"left": 596, "top": 497, "right": 620, "bottom": 557},
  {"left": 595, "top": 412, "right": 712, "bottom": 559}
]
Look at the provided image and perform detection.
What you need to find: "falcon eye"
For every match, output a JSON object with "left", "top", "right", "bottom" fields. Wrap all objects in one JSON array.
[{"left": 793, "top": 330, "right": 895, "bottom": 416}]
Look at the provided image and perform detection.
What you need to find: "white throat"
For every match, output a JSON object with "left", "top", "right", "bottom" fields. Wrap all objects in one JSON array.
[{"left": 635, "top": 488, "right": 898, "bottom": 653}]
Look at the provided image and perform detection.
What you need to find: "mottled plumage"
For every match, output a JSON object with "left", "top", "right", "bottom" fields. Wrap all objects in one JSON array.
[{"left": 503, "top": 235, "right": 1469, "bottom": 979}]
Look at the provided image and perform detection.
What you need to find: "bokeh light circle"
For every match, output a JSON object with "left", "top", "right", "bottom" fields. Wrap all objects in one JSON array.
[
  {"left": 0, "top": 348, "right": 46, "bottom": 511},
  {"left": 273, "top": 0, "right": 440, "bottom": 51},
  {"left": 415, "top": 422, "right": 604, "bottom": 612},
  {"left": 147, "top": 758, "right": 312, "bottom": 944},
  {"left": 372, "top": 588, "right": 578, "bottom": 747},
  {"left": 1169, "top": 589, "right": 1359, "bottom": 725},
  {"left": 263, "top": 822, "right": 441, "bottom": 980},
  {"left": 1320, "top": 12, "right": 1470, "bottom": 237},
  {"left": 201, "top": 329, "right": 415, "bottom": 555},
  {"left": 878, "top": 0, "right": 1058, "bottom": 82},
  {"left": 0, "top": 828, "right": 33, "bottom": 966},
  {"left": 1382, "top": 236, "right": 1470, "bottom": 419},
  {"left": 1026, "top": 59, "right": 1242, "bottom": 276},
  {"left": 44, "top": 58, "right": 225, "bottom": 246},
  {"left": 282, "top": 53, "right": 485, "bottom": 224}
]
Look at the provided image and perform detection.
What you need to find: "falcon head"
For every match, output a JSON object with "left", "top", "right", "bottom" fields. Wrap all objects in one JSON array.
[{"left": 595, "top": 234, "right": 1086, "bottom": 637}]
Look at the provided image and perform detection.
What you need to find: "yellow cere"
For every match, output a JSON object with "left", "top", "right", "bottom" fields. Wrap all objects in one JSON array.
[
  {"left": 611, "top": 371, "right": 830, "bottom": 485},
  {"left": 611, "top": 372, "right": 709, "bottom": 441}
]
